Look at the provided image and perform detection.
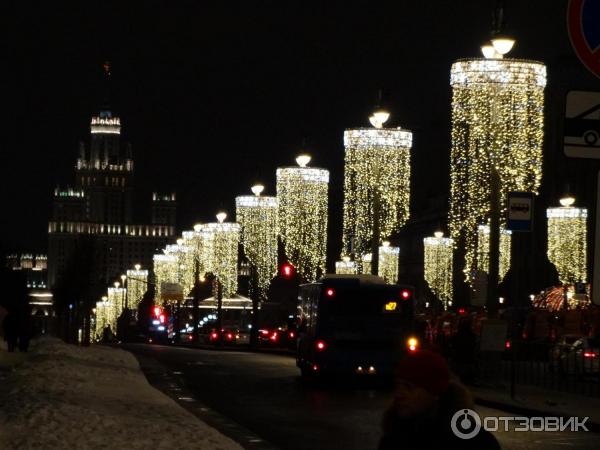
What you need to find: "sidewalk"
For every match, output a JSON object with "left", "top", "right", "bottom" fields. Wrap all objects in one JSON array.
[
  {"left": 0, "top": 337, "right": 243, "bottom": 450},
  {"left": 472, "top": 383, "right": 600, "bottom": 430}
]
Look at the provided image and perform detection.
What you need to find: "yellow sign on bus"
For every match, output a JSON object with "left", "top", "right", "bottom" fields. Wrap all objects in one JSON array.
[{"left": 384, "top": 301, "right": 397, "bottom": 311}]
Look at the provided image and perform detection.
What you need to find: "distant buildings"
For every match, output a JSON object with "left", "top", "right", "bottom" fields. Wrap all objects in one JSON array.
[{"left": 48, "top": 65, "right": 176, "bottom": 291}]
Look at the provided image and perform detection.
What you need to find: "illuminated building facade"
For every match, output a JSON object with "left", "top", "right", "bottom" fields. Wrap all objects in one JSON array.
[{"left": 48, "top": 65, "right": 176, "bottom": 289}]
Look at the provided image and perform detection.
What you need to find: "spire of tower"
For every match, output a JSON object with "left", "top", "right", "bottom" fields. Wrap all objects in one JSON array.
[{"left": 100, "top": 61, "right": 112, "bottom": 118}]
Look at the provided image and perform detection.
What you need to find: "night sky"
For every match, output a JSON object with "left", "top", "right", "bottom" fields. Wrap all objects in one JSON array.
[{"left": 3, "top": 1, "right": 599, "bottom": 263}]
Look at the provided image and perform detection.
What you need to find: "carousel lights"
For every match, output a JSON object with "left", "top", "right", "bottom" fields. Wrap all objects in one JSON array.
[
  {"left": 277, "top": 155, "right": 329, "bottom": 282},
  {"left": 342, "top": 121, "right": 412, "bottom": 272},
  {"left": 547, "top": 197, "right": 587, "bottom": 285},
  {"left": 423, "top": 232, "right": 454, "bottom": 310},
  {"left": 449, "top": 56, "right": 546, "bottom": 284},
  {"left": 236, "top": 186, "right": 278, "bottom": 298}
]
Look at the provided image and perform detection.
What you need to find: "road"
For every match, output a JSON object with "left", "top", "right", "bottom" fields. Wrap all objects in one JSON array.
[{"left": 125, "top": 344, "right": 599, "bottom": 450}]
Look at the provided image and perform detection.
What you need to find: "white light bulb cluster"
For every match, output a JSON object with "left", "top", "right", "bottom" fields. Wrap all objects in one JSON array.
[
  {"left": 449, "top": 57, "right": 546, "bottom": 284},
  {"left": 276, "top": 157, "right": 329, "bottom": 282},
  {"left": 423, "top": 233, "right": 454, "bottom": 309}
]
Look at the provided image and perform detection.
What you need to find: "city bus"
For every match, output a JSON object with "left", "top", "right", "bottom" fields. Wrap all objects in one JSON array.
[{"left": 296, "top": 274, "right": 417, "bottom": 378}]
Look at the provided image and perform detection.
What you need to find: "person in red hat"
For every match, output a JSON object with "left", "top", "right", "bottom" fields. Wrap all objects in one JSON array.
[{"left": 378, "top": 350, "right": 500, "bottom": 450}]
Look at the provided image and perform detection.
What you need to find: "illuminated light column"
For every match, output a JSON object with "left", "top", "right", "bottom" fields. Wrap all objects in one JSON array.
[
  {"left": 235, "top": 185, "right": 279, "bottom": 299},
  {"left": 153, "top": 253, "right": 177, "bottom": 305},
  {"left": 378, "top": 241, "right": 400, "bottom": 284},
  {"left": 449, "top": 57, "right": 546, "bottom": 284},
  {"left": 108, "top": 284, "right": 125, "bottom": 329},
  {"left": 360, "top": 242, "right": 400, "bottom": 284},
  {"left": 423, "top": 231, "right": 454, "bottom": 310},
  {"left": 547, "top": 196, "right": 588, "bottom": 285},
  {"left": 95, "top": 297, "right": 111, "bottom": 338},
  {"left": 276, "top": 155, "right": 329, "bottom": 282},
  {"left": 126, "top": 264, "right": 148, "bottom": 310},
  {"left": 201, "top": 213, "right": 241, "bottom": 298},
  {"left": 335, "top": 256, "right": 357, "bottom": 275},
  {"left": 343, "top": 117, "right": 412, "bottom": 274},
  {"left": 476, "top": 225, "right": 512, "bottom": 281}
]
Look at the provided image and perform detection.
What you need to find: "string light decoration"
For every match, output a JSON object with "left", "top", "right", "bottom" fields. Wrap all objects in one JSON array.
[
  {"left": 126, "top": 265, "right": 148, "bottom": 310},
  {"left": 107, "top": 286, "right": 126, "bottom": 329},
  {"left": 423, "top": 232, "right": 454, "bottom": 309},
  {"left": 235, "top": 185, "right": 278, "bottom": 299},
  {"left": 360, "top": 242, "right": 400, "bottom": 283},
  {"left": 276, "top": 155, "right": 329, "bottom": 282},
  {"left": 200, "top": 213, "right": 241, "bottom": 298},
  {"left": 95, "top": 299, "right": 112, "bottom": 337},
  {"left": 449, "top": 58, "right": 546, "bottom": 283},
  {"left": 475, "top": 225, "right": 512, "bottom": 281},
  {"left": 547, "top": 197, "right": 588, "bottom": 284},
  {"left": 152, "top": 253, "right": 177, "bottom": 305},
  {"left": 343, "top": 125, "right": 412, "bottom": 271},
  {"left": 335, "top": 256, "right": 357, "bottom": 275}
]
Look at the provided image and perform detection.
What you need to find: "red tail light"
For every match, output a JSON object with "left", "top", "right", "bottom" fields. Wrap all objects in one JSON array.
[
  {"left": 210, "top": 332, "right": 218, "bottom": 339},
  {"left": 289, "top": 331, "right": 295, "bottom": 339},
  {"left": 326, "top": 288, "right": 335, "bottom": 297},
  {"left": 159, "top": 314, "right": 165, "bottom": 323},
  {"left": 505, "top": 340, "right": 511, "bottom": 349},
  {"left": 226, "top": 333, "right": 233, "bottom": 340},
  {"left": 458, "top": 308, "right": 466, "bottom": 315},
  {"left": 584, "top": 351, "right": 598, "bottom": 358},
  {"left": 400, "top": 289, "right": 411, "bottom": 300},
  {"left": 316, "top": 340, "right": 327, "bottom": 351},
  {"left": 188, "top": 335, "right": 193, "bottom": 341},
  {"left": 270, "top": 332, "right": 278, "bottom": 341}
]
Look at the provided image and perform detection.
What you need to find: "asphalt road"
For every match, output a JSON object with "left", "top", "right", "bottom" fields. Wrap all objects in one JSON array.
[{"left": 124, "top": 344, "right": 599, "bottom": 450}]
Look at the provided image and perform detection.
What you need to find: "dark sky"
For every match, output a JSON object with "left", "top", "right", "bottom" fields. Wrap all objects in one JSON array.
[{"left": 3, "top": 1, "right": 599, "bottom": 260}]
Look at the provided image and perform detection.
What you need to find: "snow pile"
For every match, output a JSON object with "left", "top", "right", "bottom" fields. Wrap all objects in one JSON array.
[{"left": 0, "top": 337, "right": 242, "bottom": 450}]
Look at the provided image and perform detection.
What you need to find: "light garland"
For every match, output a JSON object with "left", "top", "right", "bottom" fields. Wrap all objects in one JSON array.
[
  {"left": 342, "top": 128, "right": 412, "bottom": 271},
  {"left": 449, "top": 58, "right": 546, "bottom": 283},
  {"left": 200, "top": 218, "right": 241, "bottom": 298},
  {"left": 276, "top": 156, "right": 329, "bottom": 282},
  {"left": 547, "top": 205, "right": 588, "bottom": 284},
  {"left": 107, "top": 287, "right": 126, "bottom": 330},
  {"left": 423, "top": 234, "right": 454, "bottom": 309},
  {"left": 94, "top": 300, "right": 113, "bottom": 338},
  {"left": 126, "top": 266, "right": 148, "bottom": 310},
  {"left": 475, "top": 225, "right": 512, "bottom": 281},
  {"left": 335, "top": 258, "right": 357, "bottom": 275},
  {"left": 360, "top": 243, "right": 400, "bottom": 284},
  {"left": 152, "top": 253, "right": 178, "bottom": 305},
  {"left": 236, "top": 187, "right": 278, "bottom": 299}
]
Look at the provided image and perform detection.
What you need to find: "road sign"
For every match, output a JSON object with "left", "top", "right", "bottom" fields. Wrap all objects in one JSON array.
[
  {"left": 564, "top": 91, "right": 600, "bottom": 158},
  {"left": 568, "top": 0, "right": 600, "bottom": 78},
  {"left": 507, "top": 191, "right": 534, "bottom": 231}
]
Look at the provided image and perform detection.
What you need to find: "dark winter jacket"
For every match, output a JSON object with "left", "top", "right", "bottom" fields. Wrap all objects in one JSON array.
[{"left": 378, "top": 381, "right": 501, "bottom": 450}]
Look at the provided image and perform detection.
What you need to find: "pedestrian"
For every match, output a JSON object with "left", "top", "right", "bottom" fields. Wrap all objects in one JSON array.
[
  {"left": 379, "top": 350, "right": 500, "bottom": 450},
  {"left": 2, "top": 310, "right": 19, "bottom": 352}
]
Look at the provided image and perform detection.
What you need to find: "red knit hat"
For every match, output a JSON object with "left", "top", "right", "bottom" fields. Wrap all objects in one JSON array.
[{"left": 395, "top": 350, "right": 450, "bottom": 396}]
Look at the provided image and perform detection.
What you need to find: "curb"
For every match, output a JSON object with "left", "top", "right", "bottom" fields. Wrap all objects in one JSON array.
[{"left": 474, "top": 396, "right": 600, "bottom": 433}]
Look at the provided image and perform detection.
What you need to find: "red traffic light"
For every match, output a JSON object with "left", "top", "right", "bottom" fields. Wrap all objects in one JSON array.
[
  {"left": 153, "top": 306, "right": 162, "bottom": 317},
  {"left": 281, "top": 263, "right": 295, "bottom": 278}
]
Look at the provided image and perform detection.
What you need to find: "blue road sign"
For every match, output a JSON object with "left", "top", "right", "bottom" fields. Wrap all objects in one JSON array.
[{"left": 507, "top": 192, "right": 534, "bottom": 232}]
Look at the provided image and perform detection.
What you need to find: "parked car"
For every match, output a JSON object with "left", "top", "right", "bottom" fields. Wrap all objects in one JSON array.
[
  {"left": 551, "top": 335, "right": 600, "bottom": 375},
  {"left": 208, "top": 328, "right": 240, "bottom": 346}
]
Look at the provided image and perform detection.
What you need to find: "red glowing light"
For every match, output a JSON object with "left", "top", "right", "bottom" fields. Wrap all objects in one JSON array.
[
  {"left": 316, "top": 340, "right": 327, "bottom": 351},
  {"left": 401, "top": 289, "right": 411, "bottom": 300},
  {"left": 153, "top": 307, "right": 161, "bottom": 316},
  {"left": 326, "top": 288, "right": 335, "bottom": 297},
  {"left": 584, "top": 351, "right": 598, "bottom": 358},
  {"left": 505, "top": 340, "right": 511, "bottom": 349}
]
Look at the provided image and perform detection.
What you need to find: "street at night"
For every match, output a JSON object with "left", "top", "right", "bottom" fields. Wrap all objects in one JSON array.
[
  {"left": 124, "top": 344, "right": 600, "bottom": 450},
  {"left": 3, "top": 1, "right": 600, "bottom": 449}
]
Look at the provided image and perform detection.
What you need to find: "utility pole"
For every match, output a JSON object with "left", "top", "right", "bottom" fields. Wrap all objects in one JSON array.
[
  {"left": 487, "top": 167, "right": 501, "bottom": 317},
  {"left": 216, "top": 278, "right": 223, "bottom": 337},
  {"left": 192, "top": 259, "right": 200, "bottom": 344},
  {"left": 371, "top": 188, "right": 381, "bottom": 276}
]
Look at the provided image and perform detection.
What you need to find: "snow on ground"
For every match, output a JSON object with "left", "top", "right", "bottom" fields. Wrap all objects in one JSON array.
[{"left": 0, "top": 337, "right": 243, "bottom": 450}]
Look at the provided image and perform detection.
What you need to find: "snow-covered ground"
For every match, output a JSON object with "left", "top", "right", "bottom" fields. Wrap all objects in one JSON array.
[{"left": 0, "top": 337, "right": 243, "bottom": 450}]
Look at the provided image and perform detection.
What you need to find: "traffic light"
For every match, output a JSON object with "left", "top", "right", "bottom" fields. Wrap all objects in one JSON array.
[{"left": 281, "top": 262, "right": 295, "bottom": 278}]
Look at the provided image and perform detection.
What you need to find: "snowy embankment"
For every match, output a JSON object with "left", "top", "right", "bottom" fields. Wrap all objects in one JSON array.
[{"left": 0, "top": 337, "right": 242, "bottom": 450}]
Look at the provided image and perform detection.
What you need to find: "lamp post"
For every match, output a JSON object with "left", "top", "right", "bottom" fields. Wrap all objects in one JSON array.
[
  {"left": 449, "top": 27, "right": 546, "bottom": 311},
  {"left": 343, "top": 108, "right": 412, "bottom": 275},
  {"left": 547, "top": 195, "right": 588, "bottom": 309}
]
